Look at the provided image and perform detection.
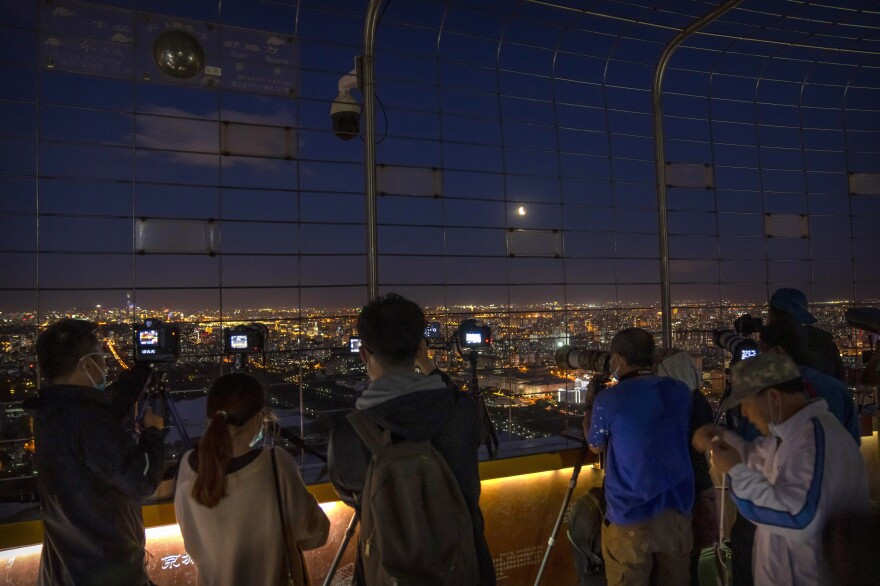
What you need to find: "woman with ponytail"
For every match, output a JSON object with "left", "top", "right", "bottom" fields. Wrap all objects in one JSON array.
[{"left": 174, "top": 373, "right": 329, "bottom": 585}]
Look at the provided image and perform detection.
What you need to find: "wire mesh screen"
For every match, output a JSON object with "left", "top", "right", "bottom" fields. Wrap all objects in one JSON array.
[{"left": 0, "top": 0, "right": 879, "bottom": 496}]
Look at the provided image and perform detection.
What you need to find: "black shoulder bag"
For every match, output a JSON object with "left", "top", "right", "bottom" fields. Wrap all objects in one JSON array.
[{"left": 271, "top": 448, "right": 297, "bottom": 586}]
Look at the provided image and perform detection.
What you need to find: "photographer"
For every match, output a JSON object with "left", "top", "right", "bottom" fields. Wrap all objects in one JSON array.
[
  {"left": 24, "top": 319, "right": 165, "bottom": 586},
  {"left": 174, "top": 373, "right": 329, "bottom": 585},
  {"left": 327, "top": 293, "right": 495, "bottom": 585},
  {"left": 758, "top": 319, "right": 860, "bottom": 444},
  {"left": 769, "top": 288, "right": 845, "bottom": 382},
  {"left": 656, "top": 350, "right": 717, "bottom": 585},
  {"left": 583, "top": 328, "right": 694, "bottom": 586},
  {"left": 693, "top": 353, "right": 869, "bottom": 585}
]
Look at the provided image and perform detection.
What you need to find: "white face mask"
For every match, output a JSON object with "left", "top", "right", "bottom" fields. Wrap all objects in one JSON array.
[
  {"left": 610, "top": 355, "right": 621, "bottom": 381},
  {"left": 767, "top": 393, "right": 782, "bottom": 438},
  {"left": 80, "top": 353, "right": 108, "bottom": 391}
]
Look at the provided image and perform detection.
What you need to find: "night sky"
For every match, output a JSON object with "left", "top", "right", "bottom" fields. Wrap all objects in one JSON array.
[{"left": 1, "top": 0, "right": 879, "bottom": 316}]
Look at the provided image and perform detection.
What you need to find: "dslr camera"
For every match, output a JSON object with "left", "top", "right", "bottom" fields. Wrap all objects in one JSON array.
[
  {"left": 555, "top": 346, "right": 611, "bottom": 374},
  {"left": 712, "top": 328, "right": 759, "bottom": 364},
  {"left": 133, "top": 318, "right": 180, "bottom": 364},
  {"left": 733, "top": 314, "right": 763, "bottom": 336},
  {"left": 224, "top": 323, "right": 268, "bottom": 355},
  {"left": 458, "top": 319, "right": 491, "bottom": 349}
]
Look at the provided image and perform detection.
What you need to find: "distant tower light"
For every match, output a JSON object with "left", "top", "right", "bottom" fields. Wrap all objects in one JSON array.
[{"left": 153, "top": 31, "right": 205, "bottom": 79}]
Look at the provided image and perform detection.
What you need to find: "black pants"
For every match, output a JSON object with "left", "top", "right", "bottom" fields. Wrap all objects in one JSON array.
[{"left": 730, "top": 515, "right": 756, "bottom": 586}]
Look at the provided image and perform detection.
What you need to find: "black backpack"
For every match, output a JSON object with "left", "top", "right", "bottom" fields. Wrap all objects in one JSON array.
[
  {"left": 347, "top": 410, "right": 480, "bottom": 585},
  {"left": 567, "top": 486, "right": 607, "bottom": 586}
]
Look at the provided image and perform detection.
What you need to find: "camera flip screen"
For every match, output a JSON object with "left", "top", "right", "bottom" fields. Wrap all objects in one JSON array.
[
  {"left": 138, "top": 330, "right": 159, "bottom": 346},
  {"left": 740, "top": 348, "right": 758, "bottom": 360},
  {"left": 350, "top": 337, "right": 362, "bottom": 353},
  {"left": 133, "top": 320, "right": 180, "bottom": 364},
  {"left": 230, "top": 334, "right": 249, "bottom": 350},
  {"left": 465, "top": 332, "right": 483, "bottom": 345}
]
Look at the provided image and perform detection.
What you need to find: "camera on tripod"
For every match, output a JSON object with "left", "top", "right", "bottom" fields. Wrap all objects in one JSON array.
[
  {"left": 133, "top": 318, "right": 180, "bottom": 364},
  {"left": 224, "top": 323, "right": 268, "bottom": 355},
  {"left": 457, "top": 319, "right": 491, "bottom": 349},
  {"left": 712, "top": 328, "right": 759, "bottom": 364},
  {"left": 555, "top": 346, "right": 611, "bottom": 374}
]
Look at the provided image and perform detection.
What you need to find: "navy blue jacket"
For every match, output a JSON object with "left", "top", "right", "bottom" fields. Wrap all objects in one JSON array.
[{"left": 24, "top": 383, "right": 164, "bottom": 586}]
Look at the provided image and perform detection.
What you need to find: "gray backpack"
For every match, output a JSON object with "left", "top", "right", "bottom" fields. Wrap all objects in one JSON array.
[{"left": 347, "top": 410, "right": 480, "bottom": 586}]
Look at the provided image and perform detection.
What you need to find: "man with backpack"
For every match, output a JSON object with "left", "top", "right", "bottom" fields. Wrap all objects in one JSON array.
[{"left": 328, "top": 293, "right": 495, "bottom": 585}]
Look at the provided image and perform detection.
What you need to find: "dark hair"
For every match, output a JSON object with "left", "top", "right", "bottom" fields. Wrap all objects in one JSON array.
[
  {"left": 759, "top": 319, "right": 814, "bottom": 367},
  {"left": 356, "top": 293, "right": 425, "bottom": 366},
  {"left": 610, "top": 327, "right": 655, "bottom": 368},
  {"left": 36, "top": 319, "right": 99, "bottom": 382},
  {"left": 192, "top": 373, "right": 265, "bottom": 508}
]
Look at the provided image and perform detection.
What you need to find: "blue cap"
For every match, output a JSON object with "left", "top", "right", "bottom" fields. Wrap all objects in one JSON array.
[{"left": 769, "top": 288, "right": 816, "bottom": 324}]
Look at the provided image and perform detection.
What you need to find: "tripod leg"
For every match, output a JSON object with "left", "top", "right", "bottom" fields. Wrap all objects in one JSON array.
[
  {"left": 534, "top": 443, "right": 589, "bottom": 586},
  {"left": 322, "top": 509, "right": 360, "bottom": 586}
]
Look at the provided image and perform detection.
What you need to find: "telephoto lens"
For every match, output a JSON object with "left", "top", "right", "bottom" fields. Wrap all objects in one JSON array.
[{"left": 555, "top": 346, "right": 611, "bottom": 373}]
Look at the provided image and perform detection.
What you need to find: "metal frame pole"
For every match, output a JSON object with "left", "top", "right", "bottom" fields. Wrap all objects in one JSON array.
[
  {"left": 652, "top": 0, "right": 743, "bottom": 348},
  {"left": 362, "top": 0, "right": 383, "bottom": 302}
]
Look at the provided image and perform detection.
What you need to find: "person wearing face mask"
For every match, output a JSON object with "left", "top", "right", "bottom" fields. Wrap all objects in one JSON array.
[
  {"left": 693, "top": 352, "right": 869, "bottom": 585},
  {"left": 583, "top": 328, "right": 694, "bottom": 586},
  {"left": 24, "top": 318, "right": 166, "bottom": 585},
  {"left": 174, "top": 372, "right": 329, "bottom": 586}
]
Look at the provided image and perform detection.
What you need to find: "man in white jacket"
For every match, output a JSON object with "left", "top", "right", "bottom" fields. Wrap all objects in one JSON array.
[{"left": 693, "top": 352, "right": 869, "bottom": 585}]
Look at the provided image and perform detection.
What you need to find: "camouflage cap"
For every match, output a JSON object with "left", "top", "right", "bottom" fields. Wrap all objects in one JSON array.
[{"left": 721, "top": 352, "right": 801, "bottom": 412}]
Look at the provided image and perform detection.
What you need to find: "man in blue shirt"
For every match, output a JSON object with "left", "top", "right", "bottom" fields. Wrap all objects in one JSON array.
[{"left": 583, "top": 328, "right": 694, "bottom": 586}]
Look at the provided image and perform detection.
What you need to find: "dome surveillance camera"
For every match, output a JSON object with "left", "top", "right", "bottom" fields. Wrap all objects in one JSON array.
[{"left": 331, "top": 69, "right": 361, "bottom": 141}]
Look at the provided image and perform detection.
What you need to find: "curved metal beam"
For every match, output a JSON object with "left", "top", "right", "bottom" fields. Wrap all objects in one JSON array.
[
  {"left": 363, "top": 0, "right": 383, "bottom": 301},
  {"left": 652, "top": 0, "right": 743, "bottom": 348}
]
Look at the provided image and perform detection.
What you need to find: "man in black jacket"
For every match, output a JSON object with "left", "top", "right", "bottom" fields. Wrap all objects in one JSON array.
[
  {"left": 768, "top": 288, "right": 845, "bottom": 382},
  {"left": 24, "top": 319, "right": 165, "bottom": 586},
  {"left": 328, "top": 294, "right": 495, "bottom": 585}
]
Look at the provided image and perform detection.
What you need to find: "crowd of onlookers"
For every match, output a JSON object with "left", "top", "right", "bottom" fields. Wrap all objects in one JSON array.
[{"left": 20, "top": 287, "right": 876, "bottom": 585}]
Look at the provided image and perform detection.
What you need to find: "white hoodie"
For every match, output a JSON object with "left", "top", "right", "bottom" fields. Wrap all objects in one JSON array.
[{"left": 720, "top": 399, "right": 869, "bottom": 585}]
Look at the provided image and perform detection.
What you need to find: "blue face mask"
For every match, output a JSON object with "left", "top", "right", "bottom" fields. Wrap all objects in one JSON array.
[
  {"left": 248, "top": 425, "right": 264, "bottom": 448},
  {"left": 81, "top": 353, "right": 108, "bottom": 391},
  {"left": 249, "top": 412, "right": 277, "bottom": 449}
]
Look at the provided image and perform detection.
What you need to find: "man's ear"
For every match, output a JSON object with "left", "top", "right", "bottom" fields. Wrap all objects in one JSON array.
[{"left": 358, "top": 345, "right": 370, "bottom": 366}]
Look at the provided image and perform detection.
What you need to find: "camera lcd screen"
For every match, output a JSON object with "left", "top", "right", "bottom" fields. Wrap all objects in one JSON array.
[
  {"left": 740, "top": 348, "right": 758, "bottom": 360},
  {"left": 465, "top": 332, "right": 483, "bottom": 345},
  {"left": 230, "top": 334, "right": 249, "bottom": 350},
  {"left": 138, "top": 330, "right": 159, "bottom": 346},
  {"left": 350, "top": 337, "right": 362, "bottom": 353},
  {"left": 424, "top": 322, "right": 442, "bottom": 339}
]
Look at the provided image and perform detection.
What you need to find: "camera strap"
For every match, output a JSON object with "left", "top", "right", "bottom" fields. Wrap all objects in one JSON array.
[{"left": 271, "top": 448, "right": 296, "bottom": 586}]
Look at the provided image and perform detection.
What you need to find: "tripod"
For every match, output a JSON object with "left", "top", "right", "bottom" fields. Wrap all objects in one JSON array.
[
  {"left": 465, "top": 349, "right": 500, "bottom": 458},
  {"left": 141, "top": 365, "right": 193, "bottom": 450}
]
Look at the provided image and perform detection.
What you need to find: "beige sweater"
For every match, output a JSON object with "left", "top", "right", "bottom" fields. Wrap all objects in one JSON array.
[{"left": 175, "top": 448, "right": 330, "bottom": 586}]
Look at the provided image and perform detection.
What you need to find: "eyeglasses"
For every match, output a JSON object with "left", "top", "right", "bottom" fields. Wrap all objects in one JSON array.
[{"left": 80, "top": 352, "right": 112, "bottom": 367}]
